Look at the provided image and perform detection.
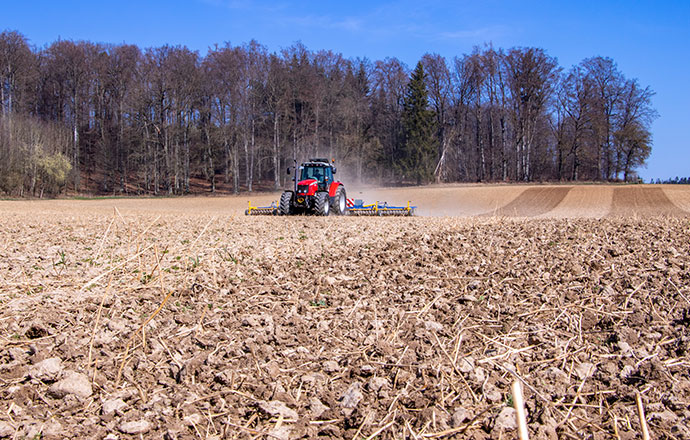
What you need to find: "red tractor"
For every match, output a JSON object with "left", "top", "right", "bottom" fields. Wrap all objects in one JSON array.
[{"left": 279, "top": 158, "right": 347, "bottom": 216}]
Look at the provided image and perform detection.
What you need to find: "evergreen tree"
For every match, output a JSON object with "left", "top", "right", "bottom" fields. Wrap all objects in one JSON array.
[{"left": 399, "top": 62, "right": 438, "bottom": 184}]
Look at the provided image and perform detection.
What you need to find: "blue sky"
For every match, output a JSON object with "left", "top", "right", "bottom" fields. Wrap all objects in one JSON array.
[{"left": 3, "top": 0, "right": 688, "bottom": 181}]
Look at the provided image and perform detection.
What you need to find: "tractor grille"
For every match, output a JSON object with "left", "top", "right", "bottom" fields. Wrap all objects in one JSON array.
[{"left": 297, "top": 185, "right": 309, "bottom": 193}]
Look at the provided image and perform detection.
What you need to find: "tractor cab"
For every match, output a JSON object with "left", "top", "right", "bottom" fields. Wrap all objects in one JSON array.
[{"left": 299, "top": 163, "right": 333, "bottom": 191}]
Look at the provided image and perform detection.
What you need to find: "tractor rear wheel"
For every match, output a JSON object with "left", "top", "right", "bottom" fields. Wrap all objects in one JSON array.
[
  {"left": 331, "top": 186, "right": 347, "bottom": 215},
  {"left": 279, "top": 191, "right": 293, "bottom": 215},
  {"left": 314, "top": 191, "right": 330, "bottom": 216}
]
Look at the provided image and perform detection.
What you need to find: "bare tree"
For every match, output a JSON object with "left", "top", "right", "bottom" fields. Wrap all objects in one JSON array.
[
  {"left": 45, "top": 40, "right": 93, "bottom": 189},
  {"left": 553, "top": 65, "right": 595, "bottom": 180},
  {"left": 420, "top": 53, "right": 452, "bottom": 182},
  {"left": 0, "top": 31, "right": 33, "bottom": 119},
  {"left": 106, "top": 44, "right": 140, "bottom": 192},
  {"left": 504, "top": 47, "right": 560, "bottom": 181},
  {"left": 371, "top": 57, "right": 408, "bottom": 180},
  {"left": 264, "top": 54, "right": 289, "bottom": 189},
  {"left": 581, "top": 57, "right": 625, "bottom": 180},
  {"left": 615, "top": 79, "right": 656, "bottom": 181},
  {"left": 339, "top": 59, "right": 374, "bottom": 182},
  {"left": 0, "top": 30, "right": 659, "bottom": 195},
  {"left": 206, "top": 44, "right": 245, "bottom": 193}
]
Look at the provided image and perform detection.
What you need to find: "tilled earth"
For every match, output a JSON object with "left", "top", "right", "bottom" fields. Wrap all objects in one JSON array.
[{"left": 1, "top": 211, "right": 690, "bottom": 439}]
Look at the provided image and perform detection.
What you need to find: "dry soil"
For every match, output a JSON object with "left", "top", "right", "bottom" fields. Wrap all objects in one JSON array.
[{"left": 1, "top": 184, "right": 689, "bottom": 439}]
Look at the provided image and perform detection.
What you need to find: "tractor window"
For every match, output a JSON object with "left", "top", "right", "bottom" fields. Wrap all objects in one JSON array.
[{"left": 301, "top": 166, "right": 332, "bottom": 183}]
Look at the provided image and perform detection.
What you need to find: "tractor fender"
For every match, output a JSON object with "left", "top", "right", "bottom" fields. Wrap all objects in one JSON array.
[{"left": 328, "top": 181, "right": 343, "bottom": 197}]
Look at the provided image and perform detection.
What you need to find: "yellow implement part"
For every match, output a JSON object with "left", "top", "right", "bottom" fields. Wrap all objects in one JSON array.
[{"left": 245, "top": 201, "right": 278, "bottom": 216}]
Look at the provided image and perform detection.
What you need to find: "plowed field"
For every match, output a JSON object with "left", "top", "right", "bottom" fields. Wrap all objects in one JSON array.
[{"left": 1, "top": 184, "right": 689, "bottom": 439}]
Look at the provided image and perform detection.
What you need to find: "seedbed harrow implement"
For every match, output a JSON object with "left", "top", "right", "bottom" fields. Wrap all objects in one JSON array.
[
  {"left": 245, "top": 201, "right": 279, "bottom": 216},
  {"left": 346, "top": 199, "right": 416, "bottom": 216}
]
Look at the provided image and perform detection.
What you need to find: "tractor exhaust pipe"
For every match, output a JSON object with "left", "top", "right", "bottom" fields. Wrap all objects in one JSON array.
[{"left": 293, "top": 158, "right": 298, "bottom": 194}]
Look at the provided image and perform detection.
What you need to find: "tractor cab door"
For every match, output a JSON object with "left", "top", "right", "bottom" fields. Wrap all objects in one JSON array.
[{"left": 321, "top": 166, "right": 334, "bottom": 189}]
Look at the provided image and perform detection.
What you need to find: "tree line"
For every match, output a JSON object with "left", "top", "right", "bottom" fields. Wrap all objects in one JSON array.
[
  {"left": 0, "top": 30, "right": 656, "bottom": 196},
  {"left": 654, "top": 177, "right": 690, "bottom": 185}
]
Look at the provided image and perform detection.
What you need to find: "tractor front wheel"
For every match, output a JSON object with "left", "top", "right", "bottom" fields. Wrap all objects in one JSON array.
[
  {"left": 314, "top": 191, "right": 330, "bottom": 216},
  {"left": 279, "top": 191, "right": 293, "bottom": 215},
  {"left": 331, "top": 186, "right": 347, "bottom": 215}
]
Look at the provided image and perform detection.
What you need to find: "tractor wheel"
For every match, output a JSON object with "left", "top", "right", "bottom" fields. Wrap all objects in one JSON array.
[
  {"left": 331, "top": 186, "right": 347, "bottom": 215},
  {"left": 279, "top": 191, "right": 293, "bottom": 215},
  {"left": 314, "top": 191, "right": 330, "bottom": 216}
]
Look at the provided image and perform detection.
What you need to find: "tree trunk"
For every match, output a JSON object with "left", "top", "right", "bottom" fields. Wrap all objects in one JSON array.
[
  {"left": 523, "top": 117, "right": 534, "bottom": 181},
  {"left": 487, "top": 110, "right": 495, "bottom": 180},
  {"left": 273, "top": 113, "right": 280, "bottom": 189},
  {"left": 223, "top": 136, "right": 230, "bottom": 184},
  {"left": 73, "top": 117, "right": 79, "bottom": 190},
  {"left": 205, "top": 124, "right": 215, "bottom": 193},
  {"left": 314, "top": 106, "right": 320, "bottom": 155},
  {"left": 233, "top": 135, "right": 239, "bottom": 194},
  {"left": 118, "top": 100, "right": 125, "bottom": 192},
  {"left": 476, "top": 104, "right": 485, "bottom": 181},
  {"left": 184, "top": 117, "right": 190, "bottom": 193},
  {"left": 500, "top": 115, "right": 507, "bottom": 181},
  {"left": 243, "top": 130, "right": 249, "bottom": 192},
  {"left": 249, "top": 117, "right": 255, "bottom": 192}
]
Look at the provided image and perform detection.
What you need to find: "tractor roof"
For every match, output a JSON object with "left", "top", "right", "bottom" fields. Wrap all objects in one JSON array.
[{"left": 304, "top": 158, "right": 332, "bottom": 167}]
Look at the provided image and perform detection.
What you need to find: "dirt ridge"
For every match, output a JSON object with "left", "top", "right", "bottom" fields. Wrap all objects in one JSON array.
[
  {"left": 480, "top": 186, "right": 572, "bottom": 217},
  {"left": 609, "top": 186, "right": 688, "bottom": 218}
]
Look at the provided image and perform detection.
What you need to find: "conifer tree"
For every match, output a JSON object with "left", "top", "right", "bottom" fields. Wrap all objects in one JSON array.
[{"left": 400, "top": 61, "right": 437, "bottom": 184}]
